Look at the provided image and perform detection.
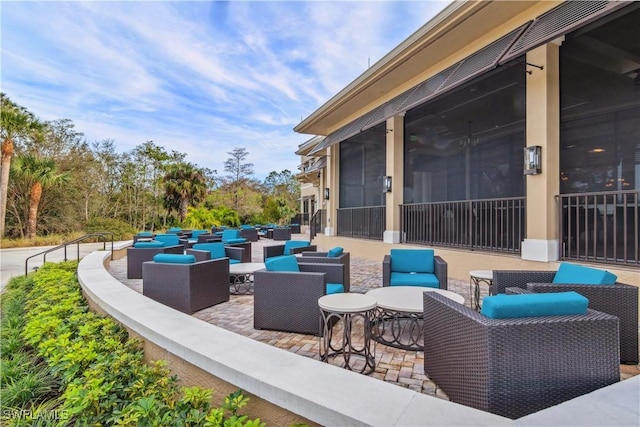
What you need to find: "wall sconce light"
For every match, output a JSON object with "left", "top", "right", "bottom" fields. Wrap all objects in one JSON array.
[
  {"left": 384, "top": 176, "right": 392, "bottom": 193},
  {"left": 523, "top": 146, "right": 542, "bottom": 175},
  {"left": 324, "top": 188, "right": 330, "bottom": 200}
]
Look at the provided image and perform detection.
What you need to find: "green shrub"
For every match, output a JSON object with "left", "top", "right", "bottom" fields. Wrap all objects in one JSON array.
[
  {"left": 85, "top": 217, "right": 137, "bottom": 240},
  {"left": 1, "top": 262, "right": 265, "bottom": 427}
]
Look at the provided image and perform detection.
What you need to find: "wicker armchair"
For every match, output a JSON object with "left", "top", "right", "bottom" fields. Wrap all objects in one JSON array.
[
  {"left": 253, "top": 262, "right": 344, "bottom": 335},
  {"left": 382, "top": 249, "right": 447, "bottom": 289},
  {"left": 126, "top": 244, "right": 183, "bottom": 279},
  {"left": 300, "top": 251, "right": 350, "bottom": 292},
  {"left": 422, "top": 290, "right": 620, "bottom": 419},
  {"left": 263, "top": 241, "right": 317, "bottom": 261},
  {"left": 493, "top": 269, "right": 638, "bottom": 364},
  {"left": 272, "top": 227, "right": 292, "bottom": 241},
  {"left": 186, "top": 243, "right": 244, "bottom": 264},
  {"left": 240, "top": 227, "right": 259, "bottom": 242},
  {"left": 142, "top": 257, "right": 230, "bottom": 314}
]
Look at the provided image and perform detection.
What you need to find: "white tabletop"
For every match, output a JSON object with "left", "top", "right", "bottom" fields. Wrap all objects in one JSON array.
[
  {"left": 469, "top": 270, "right": 493, "bottom": 280},
  {"left": 318, "top": 293, "right": 377, "bottom": 313},
  {"left": 366, "top": 286, "right": 465, "bottom": 312},
  {"left": 229, "top": 262, "right": 265, "bottom": 275}
]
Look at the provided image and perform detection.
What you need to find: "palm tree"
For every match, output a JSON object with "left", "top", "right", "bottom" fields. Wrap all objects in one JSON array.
[
  {"left": 163, "top": 163, "right": 208, "bottom": 223},
  {"left": 11, "top": 154, "right": 68, "bottom": 239},
  {"left": 0, "top": 94, "right": 45, "bottom": 237}
]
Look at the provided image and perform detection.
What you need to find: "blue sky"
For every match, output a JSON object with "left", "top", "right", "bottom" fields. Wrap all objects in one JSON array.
[{"left": 2, "top": 1, "right": 449, "bottom": 179}]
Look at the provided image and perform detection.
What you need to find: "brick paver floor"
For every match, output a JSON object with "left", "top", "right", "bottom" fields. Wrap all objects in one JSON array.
[{"left": 108, "top": 236, "right": 639, "bottom": 401}]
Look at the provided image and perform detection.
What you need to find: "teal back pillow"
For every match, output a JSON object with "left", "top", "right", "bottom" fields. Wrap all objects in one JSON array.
[
  {"left": 327, "top": 247, "right": 344, "bottom": 257},
  {"left": 283, "top": 240, "right": 310, "bottom": 255},
  {"left": 552, "top": 262, "right": 617, "bottom": 285},
  {"left": 265, "top": 255, "right": 300, "bottom": 272},
  {"left": 192, "top": 243, "right": 226, "bottom": 259},
  {"left": 133, "top": 240, "right": 164, "bottom": 248},
  {"left": 390, "top": 249, "right": 434, "bottom": 273}
]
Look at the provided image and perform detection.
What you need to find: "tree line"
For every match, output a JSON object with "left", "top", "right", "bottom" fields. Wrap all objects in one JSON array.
[{"left": 0, "top": 93, "right": 300, "bottom": 240}]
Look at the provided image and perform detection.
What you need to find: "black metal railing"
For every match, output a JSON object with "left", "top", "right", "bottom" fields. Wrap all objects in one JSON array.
[
  {"left": 310, "top": 209, "right": 326, "bottom": 240},
  {"left": 25, "top": 232, "right": 115, "bottom": 275},
  {"left": 337, "top": 206, "right": 385, "bottom": 240},
  {"left": 400, "top": 197, "right": 525, "bottom": 253},
  {"left": 558, "top": 190, "right": 639, "bottom": 266},
  {"left": 290, "top": 213, "right": 310, "bottom": 226}
]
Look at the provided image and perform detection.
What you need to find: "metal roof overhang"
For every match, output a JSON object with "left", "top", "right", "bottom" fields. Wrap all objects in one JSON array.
[{"left": 297, "top": 0, "right": 630, "bottom": 154}]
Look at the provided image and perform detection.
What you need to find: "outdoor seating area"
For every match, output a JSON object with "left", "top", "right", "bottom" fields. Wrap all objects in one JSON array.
[{"left": 110, "top": 233, "right": 639, "bottom": 420}]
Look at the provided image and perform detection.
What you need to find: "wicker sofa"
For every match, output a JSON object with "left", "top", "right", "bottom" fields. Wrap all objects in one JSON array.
[
  {"left": 253, "top": 261, "right": 344, "bottom": 336},
  {"left": 142, "top": 255, "right": 230, "bottom": 314},
  {"left": 422, "top": 290, "right": 620, "bottom": 419},
  {"left": 126, "top": 243, "right": 183, "bottom": 279},
  {"left": 493, "top": 269, "right": 638, "bottom": 364}
]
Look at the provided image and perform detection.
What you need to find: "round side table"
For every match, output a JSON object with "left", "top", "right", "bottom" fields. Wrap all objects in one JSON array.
[
  {"left": 469, "top": 270, "right": 494, "bottom": 310},
  {"left": 318, "top": 293, "right": 377, "bottom": 375}
]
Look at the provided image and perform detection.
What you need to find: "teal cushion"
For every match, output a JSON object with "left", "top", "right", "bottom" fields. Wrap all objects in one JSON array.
[
  {"left": 327, "top": 247, "right": 344, "bottom": 257},
  {"left": 193, "top": 243, "right": 227, "bottom": 259},
  {"left": 390, "top": 272, "right": 439, "bottom": 288},
  {"left": 167, "top": 227, "right": 182, "bottom": 234},
  {"left": 283, "top": 240, "right": 310, "bottom": 255},
  {"left": 190, "top": 229, "right": 207, "bottom": 238},
  {"left": 552, "top": 262, "right": 617, "bottom": 285},
  {"left": 154, "top": 234, "right": 180, "bottom": 246},
  {"left": 229, "top": 259, "right": 241, "bottom": 264},
  {"left": 137, "top": 231, "right": 154, "bottom": 237},
  {"left": 133, "top": 240, "right": 164, "bottom": 248},
  {"left": 224, "top": 238, "right": 247, "bottom": 245},
  {"left": 152, "top": 254, "right": 196, "bottom": 264},
  {"left": 326, "top": 283, "right": 344, "bottom": 294},
  {"left": 222, "top": 229, "right": 242, "bottom": 240},
  {"left": 390, "top": 249, "right": 434, "bottom": 273},
  {"left": 481, "top": 291, "right": 589, "bottom": 319},
  {"left": 265, "top": 255, "right": 299, "bottom": 272}
]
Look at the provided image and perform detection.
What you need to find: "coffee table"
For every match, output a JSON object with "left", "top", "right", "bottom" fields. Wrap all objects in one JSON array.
[
  {"left": 365, "top": 286, "right": 464, "bottom": 350},
  {"left": 229, "top": 262, "right": 265, "bottom": 294},
  {"left": 318, "top": 293, "right": 377, "bottom": 374}
]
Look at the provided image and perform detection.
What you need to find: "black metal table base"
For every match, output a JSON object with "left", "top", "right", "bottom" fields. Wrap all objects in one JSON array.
[
  {"left": 320, "top": 310, "right": 375, "bottom": 375},
  {"left": 229, "top": 273, "right": 254, "bottom": 295},
  {"left": 370, "top": 308, "right": 423, "bottom": 351}
]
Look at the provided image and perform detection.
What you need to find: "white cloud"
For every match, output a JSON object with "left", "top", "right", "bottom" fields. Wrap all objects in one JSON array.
[{"left": 1, "top": 0, "right": 450, "bottom": 180}]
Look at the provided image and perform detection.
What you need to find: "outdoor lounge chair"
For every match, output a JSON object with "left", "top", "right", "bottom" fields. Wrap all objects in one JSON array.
[
  {"left": 263, "top": 240, "right": 317, "bottom": 261},
  {"left": 126, "top": 241, "right": 183, "bottom": 279},
  {"left": 299, "top": 247, "right": 350, "bottom": 292},
  {"left": 382, "top": 248, "right": 447, "bottom": 289},
  {"left": 253, "top": 255, "right": 344, "bottom": 335},
  {"left": 240, "top": 227, "right": 259, "bottom": 242},
  {"left": 493, "top": 264, "right": 639, "bottom": 364},
  {"left": 422, "top": 289, "right": 620, "bottom": 419},
  {"left": 272, "top": 227, "right": 291, "bottom": 241},
  {"left": 142, "top": 253, "right": 230, "bottom": 314}
]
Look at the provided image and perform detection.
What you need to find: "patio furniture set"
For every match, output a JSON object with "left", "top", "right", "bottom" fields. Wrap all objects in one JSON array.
[{"left": 127, "top": 231, "right": 637, "bottom": 419}]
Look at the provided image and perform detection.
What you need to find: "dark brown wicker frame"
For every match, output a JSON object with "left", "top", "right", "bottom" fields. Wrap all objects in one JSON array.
[
  {"left": 300, "top": 251, "right": 350, "bottom": 292},
  {"left": 422, "top": 291, "right": 620, "bottom": 420},
  {"left": 382, "top": 254, "right": 448, "bottom": 289},
  {"left": 253, "top": 262, "right": 344, "bottom": 336},
  {"left": 493, "top": 270, "right": 638, "bottom": 364},
  {"left": 142, "top": 257, "right": 230, "bottom": 314},
  {"left": 126, "top": 244, "right": 184, "bottom": 279},
  {"left": 263, "top": 243, "right": 317, "bottom": 261},
  {"left": 240, "top": 228, "right": 259, "bottom": 242},
  {"left": 226, "top": 242, "right": 252, "bottom": 263}
]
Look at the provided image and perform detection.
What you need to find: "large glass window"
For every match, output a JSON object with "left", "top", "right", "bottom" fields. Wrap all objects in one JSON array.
[
  {"left": 560, "top": 6, "right": 640, "bottom": 193},
  {"left": 339, "top": 123, "right": 386, "bottom": 208},
  {"left": 404, "top": 65, "right": 526, "bottom": 203}
]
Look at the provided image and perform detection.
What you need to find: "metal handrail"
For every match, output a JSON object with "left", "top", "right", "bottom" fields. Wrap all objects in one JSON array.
[{"left": 25, "top": 232, "right": 114, "bottom": 275}]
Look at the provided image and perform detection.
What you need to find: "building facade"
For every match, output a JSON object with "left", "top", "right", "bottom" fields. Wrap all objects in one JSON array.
[{"left": 295, "top": 1, "right": 639, "bottom": 280}]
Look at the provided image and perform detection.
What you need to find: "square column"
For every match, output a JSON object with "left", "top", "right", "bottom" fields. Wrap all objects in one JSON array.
[
  {"left": 522, "top": 41, "right": 562, "bottom": 261},
  {"left": 384, "top": 115, "right": 404, "bottom": 244}
]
